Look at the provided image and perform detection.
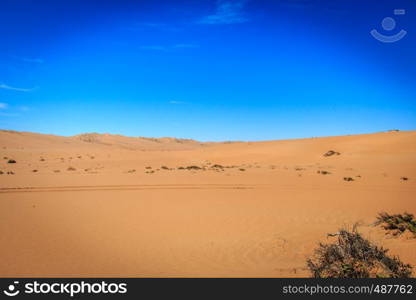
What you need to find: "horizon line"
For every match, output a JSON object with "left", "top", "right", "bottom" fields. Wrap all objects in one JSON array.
[{"left": 0, "top": 128, "right": 411, "bottom": 144}]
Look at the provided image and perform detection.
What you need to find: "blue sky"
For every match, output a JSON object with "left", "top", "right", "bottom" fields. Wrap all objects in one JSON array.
[{"left": 0, "top": 0, "right": 415, "bottom": 141}]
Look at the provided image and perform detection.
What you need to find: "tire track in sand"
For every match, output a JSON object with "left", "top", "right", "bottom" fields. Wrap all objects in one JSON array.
[{"left": 0, "top": 184, "right": 262, "bottom": 194}]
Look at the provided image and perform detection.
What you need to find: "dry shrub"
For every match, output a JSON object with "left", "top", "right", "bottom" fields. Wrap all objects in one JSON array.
[
  {"left": 307, "top": 228, "right": 412, "bottom": 278},
  {"left": 186, "top": 165, "right": 202, "bottom": 170},
  {"left": 323, "top": 150, "right": 340, "bottom": 157}
]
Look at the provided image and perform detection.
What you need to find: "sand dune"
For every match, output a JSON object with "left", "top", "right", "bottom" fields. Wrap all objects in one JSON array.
[{"left": 0, "top": 130, "right": 415, "bottom": 277}]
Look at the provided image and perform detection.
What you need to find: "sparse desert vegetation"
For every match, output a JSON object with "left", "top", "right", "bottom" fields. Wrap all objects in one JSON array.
[
  {"left": 185, "top": 165, "right": 202, "bottom": 170},
  {"left": 1, "top": 0, "right": 415, "bottom": 279},
  {"left": 0, "top": 130, "right": 415, "bottom": 277},
  {"left": 211, "top": 164, "right": 224, "bottom": 169},
  {"left": 375, "top": 212, "right": 416, "bottom": 237},
  {"left": 323, "top": 150, "right": 340, "bottom": 157},
  {"left": 307, "top": 228, "right": 413, "bottom": 278},
  {"left": 317, "top": 170, "right": 331, "bottom": 175}
]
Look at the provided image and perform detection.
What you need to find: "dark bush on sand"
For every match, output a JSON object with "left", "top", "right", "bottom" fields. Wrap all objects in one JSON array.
[
  {"left": 375, "top": 212, "right": 416, "bottom": 237},
  {"left": 307, "top": 228, "right": 412, "bottom": 278}
]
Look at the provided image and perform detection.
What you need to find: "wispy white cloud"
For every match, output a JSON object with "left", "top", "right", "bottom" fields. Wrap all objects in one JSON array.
[
  {"left": 0, "top": 103, "right": 29, "bottom": 117},
  {"left": 169, "top": 100, "right": 186, "bottom": 105},
  {"left": 0, "top": 83, "right": 36, "bottom": 92},
  {"left": 0, "top": 102, "right": 19, "bottom": 117},
  {"left": 140, "top": 44, "right": 199, "bottom": 51},
  {"left": 172, "top": 44, "right": 199, "bottom": 49},
  {"left": 198, "top": 0, "right": 249, "bottom": 25},
  {"left": 18, "top": 106, "right": 30, "bottom": 112}
]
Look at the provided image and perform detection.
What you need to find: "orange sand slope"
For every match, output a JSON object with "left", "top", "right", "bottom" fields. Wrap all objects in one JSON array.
[{"left": 0, "top": 129, "right": 415, "bottom": 277}]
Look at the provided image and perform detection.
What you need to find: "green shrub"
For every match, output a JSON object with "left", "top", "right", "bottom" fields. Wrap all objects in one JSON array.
[{"left": 375, "top": 212, "right": 416, "bottom": 237}]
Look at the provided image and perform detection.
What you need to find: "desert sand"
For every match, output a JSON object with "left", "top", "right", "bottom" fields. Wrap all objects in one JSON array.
[{"left": 0, "top": 129, "right": 415, "bottom": 277}]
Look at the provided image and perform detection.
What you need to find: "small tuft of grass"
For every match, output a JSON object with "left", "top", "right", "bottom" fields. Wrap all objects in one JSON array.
[
  {"left": 239, "top": 168, "right": 246, "bottom": 171},
  {"left": 67, "top": 167, "right": 76, "bottom": 171},
  {"left": 400, "top": 177, "right": 409, "bottom": 181},
  {"left": 161, "top": 166, "right": 169, "bottom": 170},
  {"left": 343, "top": 177, "right": 354, "bottom": 182},
  {"left": 317, "top": 170, "right": 331, "bottom": 175},
  {"left": 211, "top": 164, "right": 224, "bottom": 169},
  {"left": 7, "top": 159, "right": 16, "bottom": 164},
  {"left": 186, "top": 165, "right": 202, "bottom": 170},
  {"left": 307, "top": 228, "right": 413, "bottom": 278},
  {"left": 32, "top": 169, "right": 38, "bottom": 173},
  {"left": 375, "top": 212, "right": 416, "bottom": 237},
  {"left": 323, "top": 150, "right": 340, "bottom": 157}
]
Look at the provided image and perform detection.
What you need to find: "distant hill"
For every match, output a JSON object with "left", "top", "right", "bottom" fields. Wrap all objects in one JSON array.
[{"left": 0, "top": 130, "right": 205, "bottom": 151}]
